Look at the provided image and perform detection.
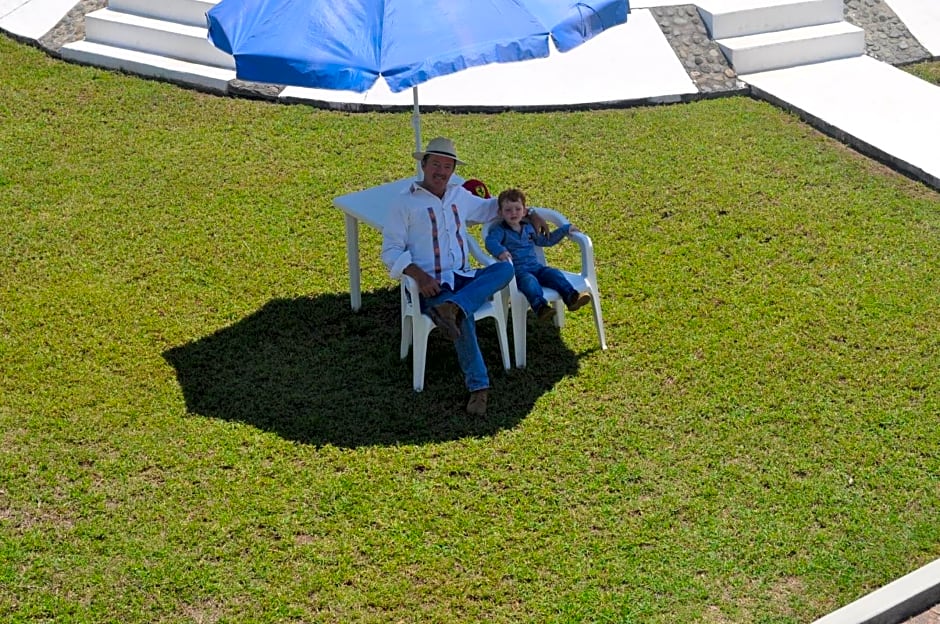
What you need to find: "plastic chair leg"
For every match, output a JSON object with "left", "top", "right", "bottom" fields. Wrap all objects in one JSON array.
[
  {"left": 554, "top": 301, "right": 565, "bottom": 328},
  {"left": 496, "top": 316, "right": 511, "bottom": 370},
  {"left": 511, "top": 298, "right": 528, "bottom": 369},
  {"left": 400, "top": 315, "right": 413, "bottom": 359},
  {"left": 412, "top": 320, "right": 429, "bottom": 392},
  {"left": 591, "top": 295, "right": 608, "bottom": 350}
]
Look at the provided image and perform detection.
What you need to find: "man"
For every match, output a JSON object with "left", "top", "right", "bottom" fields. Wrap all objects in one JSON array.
[{"left": 381, "top": 137, "right": 546, "bottom": 417}]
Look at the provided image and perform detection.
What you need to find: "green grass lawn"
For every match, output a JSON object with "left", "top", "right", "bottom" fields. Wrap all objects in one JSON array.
[
  {"left": 905, "top": 60, "right": 940, "bottom": 85},
  {"left": 1, "top": 38, "right": 938, "bottom": 623}
]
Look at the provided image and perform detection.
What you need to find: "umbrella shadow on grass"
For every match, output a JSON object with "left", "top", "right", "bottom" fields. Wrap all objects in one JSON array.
[{"left": 162, "top": 288, "right": 582, "bottom": 448}]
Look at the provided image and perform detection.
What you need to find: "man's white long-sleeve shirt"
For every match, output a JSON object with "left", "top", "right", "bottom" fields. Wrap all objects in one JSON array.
[{"left": 381, "top": 181, "right": 498, "bottom": 288}]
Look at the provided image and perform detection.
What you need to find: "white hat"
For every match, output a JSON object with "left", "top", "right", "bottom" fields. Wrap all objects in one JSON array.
[{"left": 413, "top": 137, "right": 465, "bottom": 165}]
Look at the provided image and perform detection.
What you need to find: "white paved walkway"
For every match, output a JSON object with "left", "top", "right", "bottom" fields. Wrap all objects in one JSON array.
[{"left": 0, "top": 0, "right": 74, "bottom": 40}]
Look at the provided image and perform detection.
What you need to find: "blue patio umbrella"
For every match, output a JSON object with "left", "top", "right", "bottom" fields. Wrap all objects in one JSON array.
[{"left": 207, "top": 0, "right": 630, "bottom": 154}]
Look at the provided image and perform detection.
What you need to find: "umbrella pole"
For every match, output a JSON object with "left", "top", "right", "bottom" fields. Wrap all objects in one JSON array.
[{"left": 412, "top": 86, "right": 421, "bottom": 178}]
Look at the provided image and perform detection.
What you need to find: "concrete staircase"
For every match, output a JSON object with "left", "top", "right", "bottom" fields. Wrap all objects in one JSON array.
[
  {"left": 60, "top": 0, "right": 235, "bottom": 93},
  {"left": 697, "top": 0, "right": 865, "bottom": 75}
]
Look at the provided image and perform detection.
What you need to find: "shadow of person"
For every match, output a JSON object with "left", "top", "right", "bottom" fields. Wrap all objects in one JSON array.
[{"left": 162, "top": 288, "right": 581, "bottom": 448}]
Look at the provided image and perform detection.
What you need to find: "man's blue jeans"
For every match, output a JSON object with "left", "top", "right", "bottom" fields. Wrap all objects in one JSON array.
[
  {"left": 420, "top": 261, "right": 513, "bottom": 392},
  {"left": 515, "top": 265, "right": 576, "bottom": 313}
]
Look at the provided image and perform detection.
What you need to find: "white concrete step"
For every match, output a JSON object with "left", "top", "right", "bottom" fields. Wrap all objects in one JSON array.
[
  {"left": 717, "top": 21, "right": 864, "bottom": 74},
  {"left": 698, "top": 0, "right": 844, "bottom": 39},
  {"left": 60, "top": 39, "right": 235, "bottom": 93},
  {"left": 84, "top": 8, "right": 234, "bottom": 69},
  {"left": 108, "top": 0, "right": 219, "bottom": 29}
]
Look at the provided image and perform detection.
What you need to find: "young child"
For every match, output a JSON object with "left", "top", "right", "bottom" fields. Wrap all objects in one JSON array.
[{"left": 485, "top": 188, "right": 591, "bottom": 322}]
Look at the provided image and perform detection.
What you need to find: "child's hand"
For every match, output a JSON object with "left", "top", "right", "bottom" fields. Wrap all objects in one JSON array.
[
  {"left": 528, "top": 211, "right": 550, "bottom": 236},
  {"left": 498, "top": 251, "right": 512, "bottom": 262},
  {"left": 569, "top": 224, "right": 580, "bottom": 234}
]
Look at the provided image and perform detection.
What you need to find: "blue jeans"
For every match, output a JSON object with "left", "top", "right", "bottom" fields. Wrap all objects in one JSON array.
[
  {"left": 420, "top": 261, "right": 513, "bottom": 392},
  {"left": 516, "top": 265, "right": 576, "bottom": 313}
]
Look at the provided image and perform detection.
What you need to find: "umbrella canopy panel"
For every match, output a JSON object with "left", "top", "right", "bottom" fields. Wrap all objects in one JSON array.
[{"left": 207, "top": 0, "right": 629, "bottom": 93}]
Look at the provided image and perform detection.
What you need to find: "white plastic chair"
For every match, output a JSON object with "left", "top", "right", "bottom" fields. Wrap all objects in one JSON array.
[
  {"left": 483, "top": 207, "right": 608, "bottom": 368},
  {"left": 399, "top": 234, "right": 511, "bottom": 392}
]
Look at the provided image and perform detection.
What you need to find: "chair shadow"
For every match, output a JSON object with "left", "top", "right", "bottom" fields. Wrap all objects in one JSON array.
[{"left": 162, "top": 288, "right": 582, "bottom": 448}]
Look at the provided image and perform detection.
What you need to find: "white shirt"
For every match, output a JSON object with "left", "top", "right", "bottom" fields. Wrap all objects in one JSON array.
[{"left": 381, "top": 181, "right": 498, "bottom": 288}]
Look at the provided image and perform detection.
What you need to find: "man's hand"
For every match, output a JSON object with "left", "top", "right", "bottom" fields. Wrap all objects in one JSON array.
[
  {"left": 498, "top": 251, "right": 512, "bottom": 262},
  {"left": 404, "top": 264, "right": 441, "bottom": 297},
  {"left": 528, "top": 210, "right": 550, "bottom": 236}
]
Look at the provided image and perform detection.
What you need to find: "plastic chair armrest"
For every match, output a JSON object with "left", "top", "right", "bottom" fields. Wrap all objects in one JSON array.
[
  {"left": 400, "top": 273, "right": 422, "bottom": 304},
  {"left": 467, "top": 234, "right": 497, "bottom": 267},
  {"left": 568, "top": 230, "right": 597, "bottom": 282}
]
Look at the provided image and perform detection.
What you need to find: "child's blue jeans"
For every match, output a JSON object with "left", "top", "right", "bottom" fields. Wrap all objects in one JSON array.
[{"left": 515, "top": 265, "right": 576, "bottom": 313}]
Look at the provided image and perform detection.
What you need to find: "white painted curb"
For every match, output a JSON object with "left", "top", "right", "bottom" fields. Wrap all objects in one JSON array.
[{"left": 813, "top": 558, "right": 940, "bottom": 624}]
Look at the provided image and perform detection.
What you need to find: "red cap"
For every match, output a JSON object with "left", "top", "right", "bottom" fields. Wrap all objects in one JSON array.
[{"left": 462, "top": 179, "right": 491, "bottom": 199}]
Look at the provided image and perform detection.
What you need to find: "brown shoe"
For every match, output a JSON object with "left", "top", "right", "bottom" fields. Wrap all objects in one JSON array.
[
  {"left": 467, "top": 389, "right": 488, "bottom": 416},
  {"left": 428, "top": 301, "right": 462, "bottom": 341},
  {"left": 536, "top": 304, "right": 555, "bottom": 323},
  {"left": 566, "top": 292, "right": 591, "bottom": 312}
]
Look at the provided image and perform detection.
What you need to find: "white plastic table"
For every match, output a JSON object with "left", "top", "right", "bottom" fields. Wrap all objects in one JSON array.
[
  {"left": 332, "top": 174, "right": 466, "bottom": 311},
  {"left": 332, "top": 176, "right": 414, "bottom": 311}
]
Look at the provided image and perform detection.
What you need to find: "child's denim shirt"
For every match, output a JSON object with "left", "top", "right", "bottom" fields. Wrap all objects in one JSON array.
[{"left": 485, "top": 221, "right": 571, "bottom": 274}]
